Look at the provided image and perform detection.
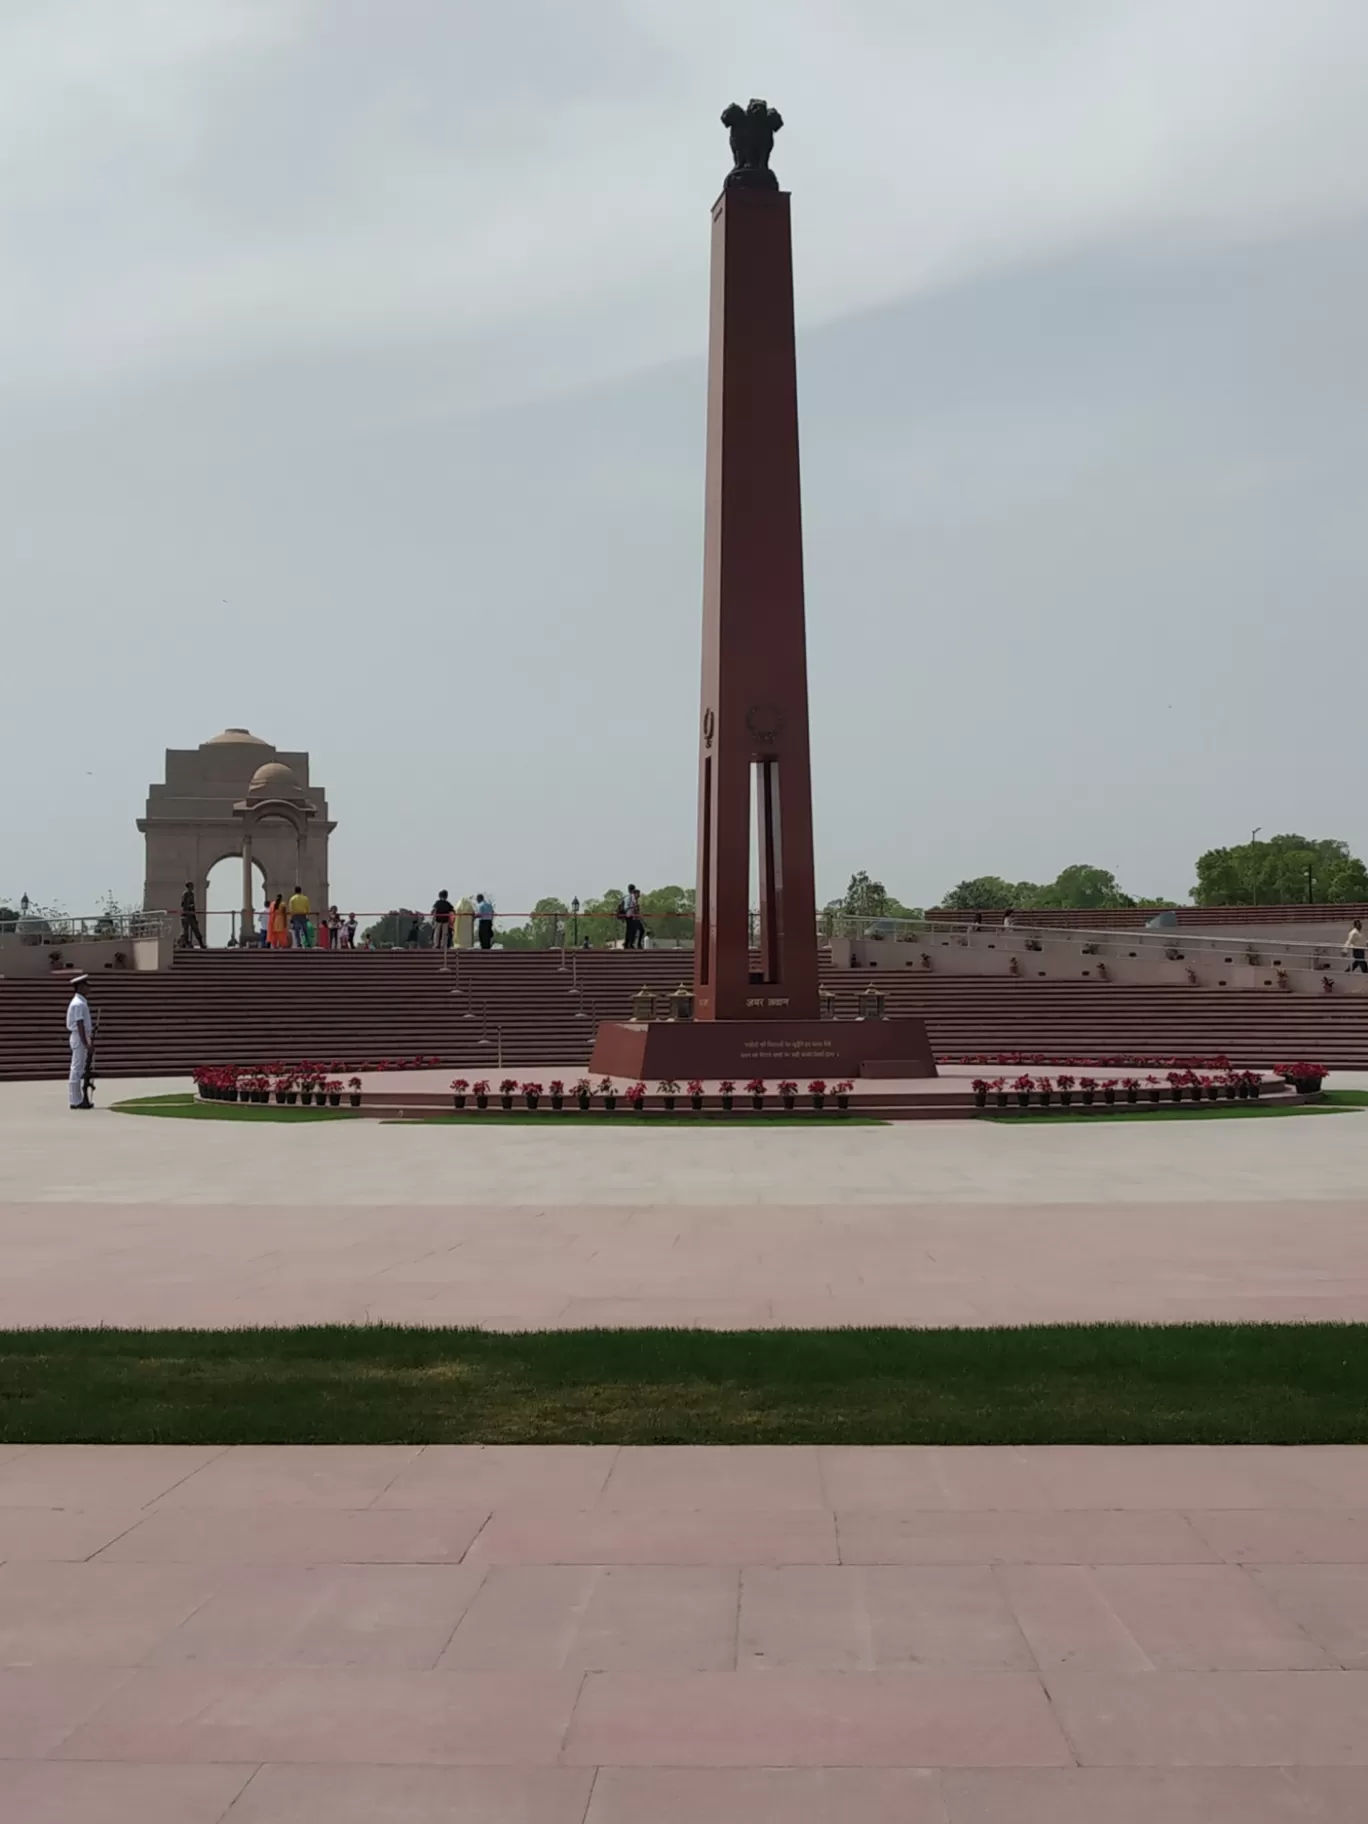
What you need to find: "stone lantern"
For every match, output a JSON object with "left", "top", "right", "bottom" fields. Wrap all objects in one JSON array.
[
  {"left": 632, "top": 984, "right": 656, "bottom": 1024},
  {"left": 670, "top": 982, "right": 695, "bottom": 1022},
  {"left": 859, "top": 984, "right": 886, "bottom": 1020}
]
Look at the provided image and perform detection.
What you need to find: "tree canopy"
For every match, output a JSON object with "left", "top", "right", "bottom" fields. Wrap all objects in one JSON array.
[
  {"left": 938, "top": 864, "right": 1175, "bottom": 913},
  {"left": 1192, "top": 834, "right": 1368, "bottom": 907}
]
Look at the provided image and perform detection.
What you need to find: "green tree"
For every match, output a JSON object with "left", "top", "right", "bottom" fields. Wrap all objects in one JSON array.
[
  {"left": 1027, "top": 864, "right": 1134, "bottom": 910},
  {"left": 1192, "top": 834, "right": 1368, "bottom": 907},
  {"left": 361, "top": 909, "right": 432, "bottom": 948},
  {"left": 939, "top": 876, "right": 1019, "bottom": 911}
]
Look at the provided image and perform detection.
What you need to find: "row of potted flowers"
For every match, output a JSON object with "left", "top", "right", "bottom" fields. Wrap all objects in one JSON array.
[
  {"left": 194, "top": 1066, "right": 363, "bottom": 1106},
  {"left": 448, "top": 1077, "right": 857, "bottom": 1112},
  {"left": 953, "top": 1052, "right": 1234, "bottom": 1070},
  {"left": 970, "top": 1068, "right": 1296, "bottom": 1109}
]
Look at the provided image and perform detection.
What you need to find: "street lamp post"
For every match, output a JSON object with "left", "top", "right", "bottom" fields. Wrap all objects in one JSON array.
[
  {"left": 571, "top": 897, "right": 580, "bottom": 948},
  {"left": 1249, "top": 827, "right": 1262, "bottom": 906}
]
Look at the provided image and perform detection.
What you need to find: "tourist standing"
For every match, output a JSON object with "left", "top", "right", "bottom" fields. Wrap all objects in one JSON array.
[
  {"left": 180, "top": 882, "right": 206, "bottom": 949},
  {"left": 257, "top": 900, "right": 270, "bottom": 948},
  {"left": 1346, "top": 918, "right": 1367, "bottom": 974},
  {"left": 287, "top": 884, "right": 310, "bottom": 947},
  {"left": 474, "top": 893, "right": 495, "bottom": 950},
  {"left": 66, "top": 972, "right": 94, "bottom": 1110},
  {"left": 344, "top": 911, "right": 358, "bottom": 950},
  {"left": 1002, "top": 908, "right": 1016, "bottom": 931},
  {"left": 268, "top": 893, "right": 289, "bottom": 949},
  {"left": 623, "top": 883, "right": 645, "bottom": 950},
  {"left": 431, "top": 890, "right": 455, "bottom": 950}
]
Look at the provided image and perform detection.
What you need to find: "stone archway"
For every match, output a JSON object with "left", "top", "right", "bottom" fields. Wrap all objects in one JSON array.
[{"left": 138, "top": 729, "right": 334, "bottom": 923}]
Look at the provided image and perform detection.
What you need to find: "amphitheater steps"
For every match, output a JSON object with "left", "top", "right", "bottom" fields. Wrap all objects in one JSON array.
[{"left": 2, "top": 949, "right": 1366, "bottom": 1078}]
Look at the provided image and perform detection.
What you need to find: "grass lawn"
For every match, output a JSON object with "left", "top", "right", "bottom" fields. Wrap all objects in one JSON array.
[
  {"left": 111, "top": 1094, "right": 358, "bottom": 1122},
  {"left": 109, "top": 1094, "right": 884, "bottom": 1127},
  {"left": 982, "top": 1089, "right": 1368, "bottom": 1123},
  {"left": 1, "top": 1324, "right": 1365, "bottom": 1446}
]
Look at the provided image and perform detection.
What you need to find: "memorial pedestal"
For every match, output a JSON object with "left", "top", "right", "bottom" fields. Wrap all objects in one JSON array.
[{"left": 589, "top": 1017, "right": 937, "bottom": 1081}]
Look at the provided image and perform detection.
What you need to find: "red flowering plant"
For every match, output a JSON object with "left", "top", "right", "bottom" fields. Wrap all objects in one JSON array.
[
  {"left": 574, "top": 1077, "right": 593, "bottom": 1106},
  {"left": 745, "top": 1078, "right": 768, "bottom": 1107},
  {"left": 777, "top": 1079, "right": 799, "bottom": 1106},
  {"left": 1274, "top": 1059, "right": 1328, "bottom": 1087},
  {"left": 348, "top": 1076, "right": 362, "bottom": 1090},
  {"left": 624, "top": 1081, "right": 647, "bottom": 1108},
  {"left": 834, "top": 1079, "right": 854, "bottom": 1107},
  {"left": 520, "top": 1082, "right": 545, "bottom": 1107}
]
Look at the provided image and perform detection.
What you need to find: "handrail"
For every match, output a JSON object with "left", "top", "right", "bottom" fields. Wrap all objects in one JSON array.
[{"left": 828, "top": 912, "right": 1355, "bottom": 962}]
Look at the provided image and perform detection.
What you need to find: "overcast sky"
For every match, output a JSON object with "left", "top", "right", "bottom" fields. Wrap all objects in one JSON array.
[{"left": 4, "top": 0, "right": 1367, "bottom": 922}]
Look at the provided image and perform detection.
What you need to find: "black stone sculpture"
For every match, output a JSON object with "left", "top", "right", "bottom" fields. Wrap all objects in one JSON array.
[{"left": 721, "top": 99, "right": 783, "bottom": 190}]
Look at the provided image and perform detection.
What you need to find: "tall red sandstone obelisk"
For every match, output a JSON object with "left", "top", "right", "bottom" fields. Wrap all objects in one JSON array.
[
  {"left": 590, "top": 103, "right": 935, "bottom": 1081},
  {"left": 693, "top": 170, "right": 820, "bottom": 1023}
]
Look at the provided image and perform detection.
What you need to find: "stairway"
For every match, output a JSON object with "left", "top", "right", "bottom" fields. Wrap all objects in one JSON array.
[{"left": 3, "top": 948, "right": 1367, "bottom": 1079}]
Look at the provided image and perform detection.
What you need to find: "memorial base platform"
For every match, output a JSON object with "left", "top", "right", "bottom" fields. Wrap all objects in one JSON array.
[{"left": 588, "top": 1017, "right": 938, "bottom": 1082}]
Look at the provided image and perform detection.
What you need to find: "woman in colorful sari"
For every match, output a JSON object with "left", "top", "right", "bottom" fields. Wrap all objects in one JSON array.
[{"left": 268, "top": 893, "right": 289, "bottom": 949}]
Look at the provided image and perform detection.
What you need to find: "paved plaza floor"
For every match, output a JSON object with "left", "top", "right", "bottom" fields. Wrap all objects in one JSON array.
[
  {"left": 1, "top": 1443, "right": 1367, "bottom": 1819},
  {"left": 0, "top": 1076, "right": 1365, "bottom": 1327}
]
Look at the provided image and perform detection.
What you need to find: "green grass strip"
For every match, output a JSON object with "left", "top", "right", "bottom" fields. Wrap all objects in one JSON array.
[
  {"left": 1, "top": 1324, "right": 1365, "bottom": 1446},
  {"left": 111, "top": 1097, "right": 358, "bottom": 1122}
]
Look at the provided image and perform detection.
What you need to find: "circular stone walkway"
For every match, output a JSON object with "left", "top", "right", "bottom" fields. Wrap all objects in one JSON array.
[
  {"left": 1, "top": 1077, "right": 1366, "bottom": 1329},
  {"left": 0, "top": 1443, "right": 1366, "bottom": 1821}
]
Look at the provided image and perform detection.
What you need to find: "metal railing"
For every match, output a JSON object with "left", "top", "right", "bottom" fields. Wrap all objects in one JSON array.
[
  {"left": 0, "top": 909, "right": 169, "bottom": 943},
  {"left": 826, "top": 912, "right": 1357, "bottom": 969}
]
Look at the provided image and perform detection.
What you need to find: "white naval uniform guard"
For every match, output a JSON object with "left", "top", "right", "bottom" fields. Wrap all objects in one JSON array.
[{"left": 66, "top": 973, "right": 94, "bottom": 1110}]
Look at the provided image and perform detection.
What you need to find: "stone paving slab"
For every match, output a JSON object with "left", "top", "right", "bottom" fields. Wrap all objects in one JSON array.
[
  {"left": 4, "top": 1078, "right": 1367, "bottom": 1329},
  {"left": 0, "top": 1447, "right": 1366, "bottom": 1818}
]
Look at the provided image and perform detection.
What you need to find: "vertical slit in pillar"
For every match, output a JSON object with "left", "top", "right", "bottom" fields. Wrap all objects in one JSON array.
[
  {"left": 755, "top": 757, "right": 782, "bottom": 984},
  {"left": 698, "top": 756, "right": 713, "bottom": 986}
]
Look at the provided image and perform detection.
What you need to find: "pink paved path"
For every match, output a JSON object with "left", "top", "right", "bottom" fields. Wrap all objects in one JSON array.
[
  {"left": 3, "top": 1077, "right": 1368, "bottom": 1328},
  {"left": 1, "top": 1445, "right": 1368, "bottom": 1819}
]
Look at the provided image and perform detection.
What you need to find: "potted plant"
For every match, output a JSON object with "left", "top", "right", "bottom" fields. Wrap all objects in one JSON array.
[
  {"left": 1012, "top": 1073, "right": 1034, "bottom": 1109},
  {"left": 544, "top": 1079, "right": 562, "bottom": 1111},
  {"left": 835, "top": 1079, "right": 854, "bottom": 1111},
  {"left": 450, "top": 1077, "right": 469, "bottom": 1110},
  {"left": 1101, "top": 1079, "right": 1117, "bottom": 1106},
  {"left": 1079, "top": 1075, "right": 1097, "bottom": 1107},
  {"left": 223, "top": 1071, "right": 239, "bottom": 1103},
  {"left": 1275, "top": 1059, "right": 1328, "bottom": 1096},
  {"left": 688, "top": 1078, "right": 706, "bottom": 1112},
  {"left": 499, "top": 1077, "right": 517, "bottom": 1111},
  {"left": 746, "top": 1077, "right": 767, "bottom": 1111},
  {"left": 657, "top": 1078, "right": 679, "bottom": 1112},
  {"left": 1037, "top": 1075, "right": 1054, "bottom": 1108},
  {"left": 992, "top": 1077, "right": 1008, "bottom": 1109},
  {"left": 575, "top": 1077, "right": 593, "bottom": 1111},
  {"left": 326, "top": 1079, "right": 342, "bottom": 1107},
  {"left": 601, "top": 1077, "right": 618, "bottom": 1113},
  {"left": 1055, "top": 1072, "right": 1075, "bottom": 1108},
  {"left": 472, "top": 1079, "right": 490, "bottom": 1110},
  {"left": 625, "top": 1081, "right": 647, "bottom": 1113},
  {"left": 1220, "top": 1070, "right": 1239, "bottom": 1100},
  {"left": 1166, "top": 1070, "right": 1187, "bottom": 1104},
  {"left": 1198, "top": 1074, "right": 1218, "bottom": 1103},
  {"left": 348, "top": 1075, "right": 362, "bottom": 1108},
  {"left": 718, "top": 1079, "right": 735, "bottom": 1112},
  {"left": 778, "top": 1079, "right": 798, "bottom": 1111},
  {"left": 1246, "top": 1071, "right": 1262, "bottom": 1100},
  {"left": 972, "top": 1077, "right": 989, "bottom": 1109},
  {"left": 808, "top": 1078, "right": 827, "bottom": 1111},
  {"left": 522, "top": 1081, "right": 543, "bottom": 1111},
  {"left": 1123, "top": 1077, "right": 1140, "bottom": 1105}
]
